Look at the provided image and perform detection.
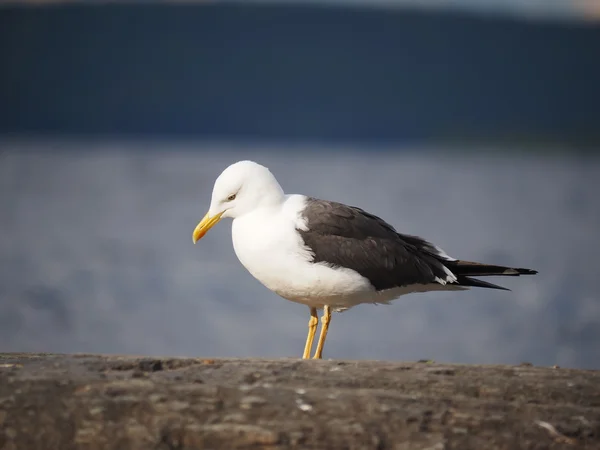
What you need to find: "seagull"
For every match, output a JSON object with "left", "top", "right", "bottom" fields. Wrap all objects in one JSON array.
[{"left": 192, "top": 160, "right": 537, "bottom": 360}]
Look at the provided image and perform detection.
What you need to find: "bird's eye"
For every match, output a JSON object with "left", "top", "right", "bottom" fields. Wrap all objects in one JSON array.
[{"left": 227, "top": 194, "right": 236, "bottom": 201}]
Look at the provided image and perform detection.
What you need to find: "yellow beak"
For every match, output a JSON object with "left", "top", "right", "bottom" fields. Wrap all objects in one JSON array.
[{"left": 192, "top": 211, "right": 224, "bottom": 243}]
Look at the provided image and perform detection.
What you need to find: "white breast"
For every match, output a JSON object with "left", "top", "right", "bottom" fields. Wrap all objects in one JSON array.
[{"left": 231, "top": 195, "right": 374, "bottom": 308}]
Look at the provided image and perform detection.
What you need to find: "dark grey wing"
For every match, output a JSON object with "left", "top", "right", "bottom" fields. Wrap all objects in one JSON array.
[{"left": 297, "top": 198, "right": 453, "bottom": 291}]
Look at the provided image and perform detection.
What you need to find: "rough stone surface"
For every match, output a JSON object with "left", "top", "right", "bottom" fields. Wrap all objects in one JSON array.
[{"left": 0, "top": 353, "right": 599, "bottom": 449}]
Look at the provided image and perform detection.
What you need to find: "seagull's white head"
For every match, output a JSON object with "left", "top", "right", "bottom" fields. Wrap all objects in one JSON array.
[{"left": 193, "top": 160, "right": 284, "bottom": 243}]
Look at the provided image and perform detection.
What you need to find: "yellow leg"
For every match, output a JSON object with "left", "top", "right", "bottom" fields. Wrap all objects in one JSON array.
[
  {"left": 302, "top": 307, "right": 318, "bottom": 359},
  {"left": 313, "top": 305, "right": 332, "bottom": 359}
]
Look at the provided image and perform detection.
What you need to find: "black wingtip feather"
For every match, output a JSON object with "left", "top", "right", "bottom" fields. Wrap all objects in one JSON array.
[
  {"left": 515, "top": 268, "right": 538, "bottom": 275},
  {"left": 457, "top": 276, "right": 511, "bottom": 291},
  {"left": 447, "top": 261, "right": 538, "bottom": 277}
]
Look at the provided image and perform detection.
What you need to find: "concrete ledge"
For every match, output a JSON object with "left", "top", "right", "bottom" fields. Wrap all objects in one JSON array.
[{"left": 0, "top": 353, "right": 599, "bottom": 449}]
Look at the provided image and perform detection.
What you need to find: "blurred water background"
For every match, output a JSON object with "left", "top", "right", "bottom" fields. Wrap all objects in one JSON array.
[{"left": 1, "top": 0, "right": 599, "bottom": 369}]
